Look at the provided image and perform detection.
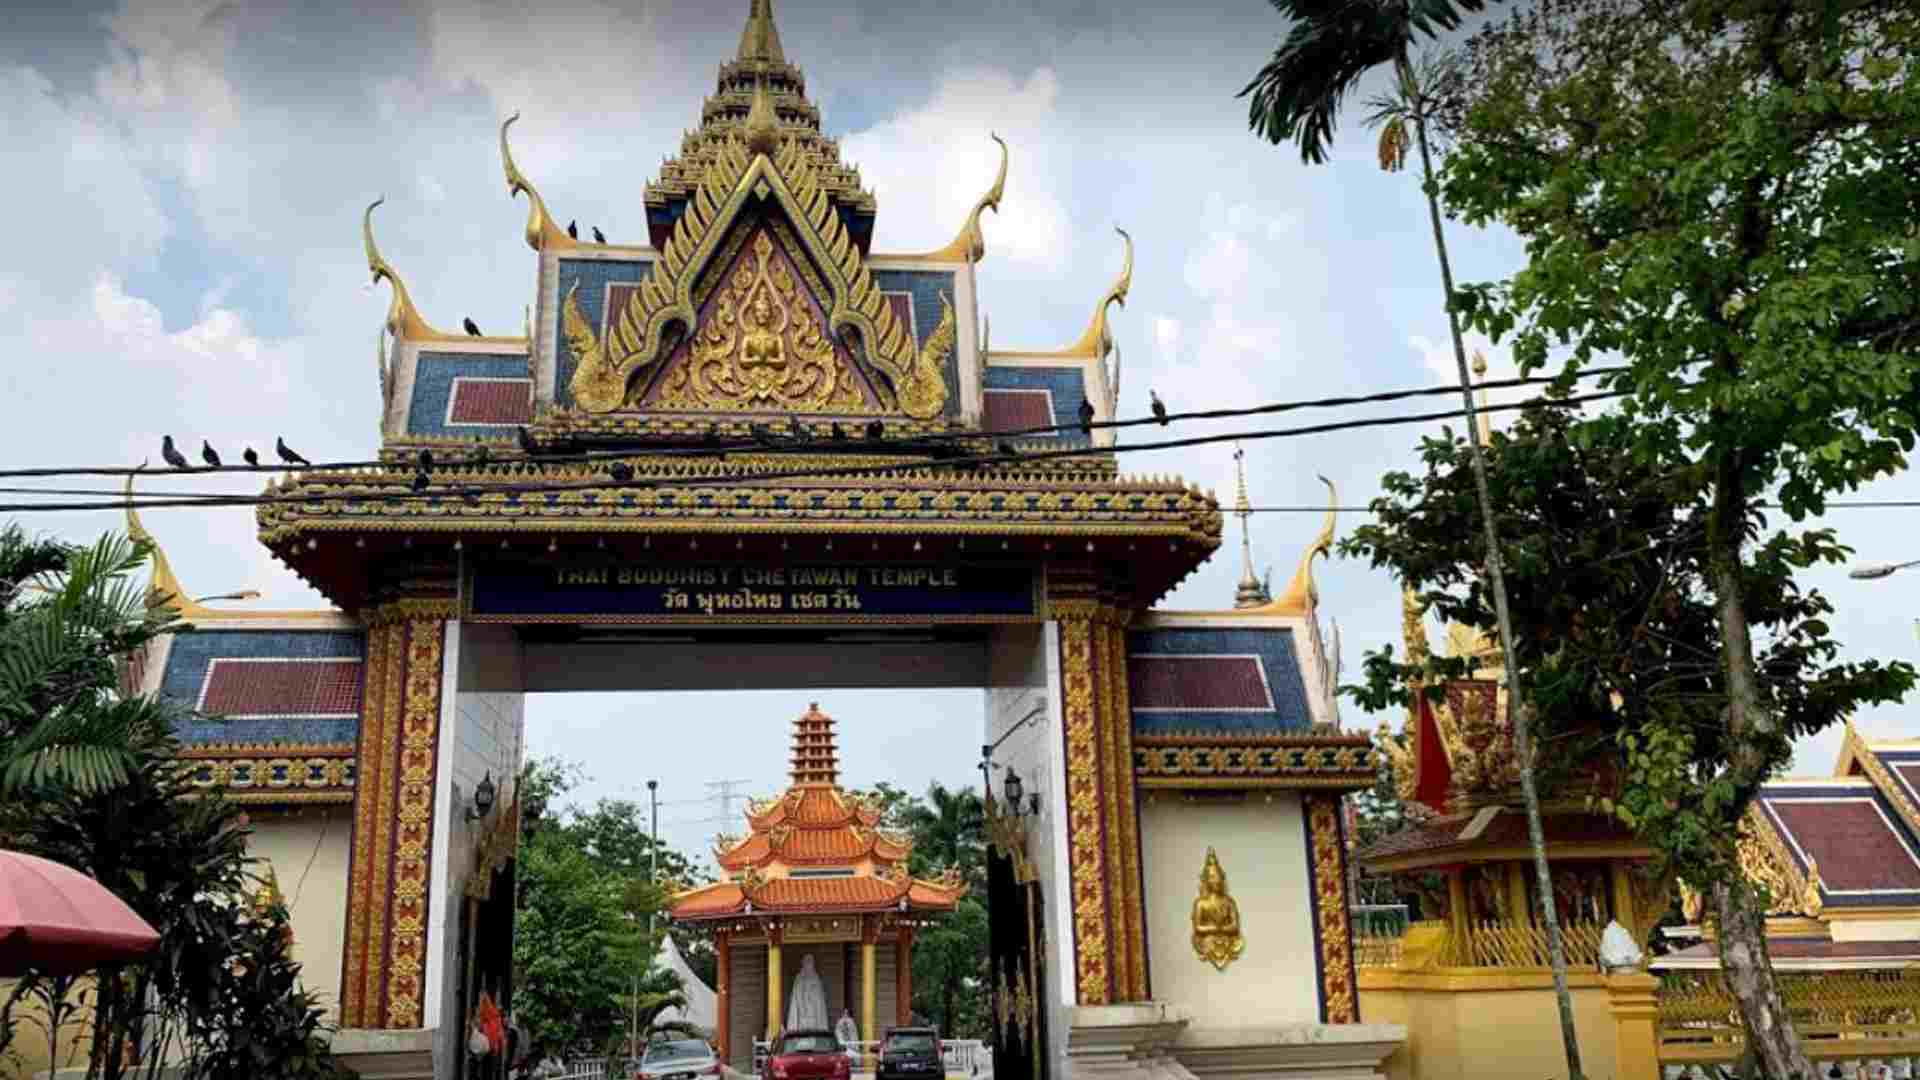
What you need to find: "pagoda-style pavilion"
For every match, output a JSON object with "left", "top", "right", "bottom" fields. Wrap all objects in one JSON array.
[{"left": 667, "top": 705, "right": 965, "bottom": 1071}]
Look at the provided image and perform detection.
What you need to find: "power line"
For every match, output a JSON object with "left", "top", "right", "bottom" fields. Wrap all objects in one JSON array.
[
  {"left": 0, "top": 368, "right": 1620, "bottom": 482},
  {"left": 705, "top": 778, "right": 751, "bottom": 828},
  {"left": 0, "top": 389, "right": 1626, "bottom": 515}
]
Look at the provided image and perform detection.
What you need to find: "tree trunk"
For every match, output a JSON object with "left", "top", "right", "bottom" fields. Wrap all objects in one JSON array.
[
  {"left": 1706, "top": 452, "right": 1814, "bottom": 1080},
  {"left": 1401, "top": 53, "right": 1586, "bottom": 1080}
]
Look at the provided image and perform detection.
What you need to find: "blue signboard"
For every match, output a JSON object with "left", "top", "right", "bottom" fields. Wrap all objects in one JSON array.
[{"left": 466, "top": 560, "right": 1039, "bottom": 623}]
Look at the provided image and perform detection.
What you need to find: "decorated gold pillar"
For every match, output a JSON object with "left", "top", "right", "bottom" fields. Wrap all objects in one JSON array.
[
  {"left": 1051, "top": 592, "right": 1149, "bottom": 1005},
  {"left": 767, "top": 928, "right": 784, "bottom": 1041},
  {"left": 1609, "top": 862, "right": 1637, "bottom": 935},
  {"left": 339, "top": 600, "right": 454, "bottom": 1030}
]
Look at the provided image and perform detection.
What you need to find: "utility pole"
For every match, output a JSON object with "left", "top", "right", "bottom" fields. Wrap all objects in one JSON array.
[
  {"left": 630, "top": 779, "right": 661, "bottom": 1068},
  {"left": 705, "top": 778, "right": 750, "bottom": 826}
]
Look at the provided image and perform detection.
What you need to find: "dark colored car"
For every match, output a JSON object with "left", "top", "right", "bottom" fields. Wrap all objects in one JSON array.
[
  {"left": 877, "top": 1027, "right": 943, "bottom": 1080},
  {"left": 764, "top": 1029, "right": 851, "bottom": 1080}
]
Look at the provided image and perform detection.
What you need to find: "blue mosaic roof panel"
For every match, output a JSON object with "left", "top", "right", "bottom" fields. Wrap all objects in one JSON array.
[
  {"left": 1125, "top": 626, "right": 1312, "bottom": 735},
  {"left": 984, "top": 366, "right": 1090, "bottom": 445},
  {"left": 407, "top": 352, "right": 530, "bottom": 438},
  {"left": 554, "top": 258, "right": 654, "bottom": 407},
  {"left": 160, "top": 629, "right": 366, "bottom": 747}
]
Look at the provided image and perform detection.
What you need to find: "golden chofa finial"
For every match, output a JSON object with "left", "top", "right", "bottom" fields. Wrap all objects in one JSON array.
[
  {"left": 501, "top": 112, "right": 574, "bottom": 253},
  {"left": 1062, "top": 227, "right": 1132, "bottom": 358},
  {"left": 1266, "top": 475, "right": 1337, "bottom": 615},
  {"left": 913, "top": 133, "right": 1008, "bottom": 263},
  {"left": 744, "top": 80, "right": 780, "bottom": 157},
  {"left": 125, "top": 474, "right": 215, "bottom": 621},
  {"left": 363, "top": 197, "right": 452, "bottom": 342}
]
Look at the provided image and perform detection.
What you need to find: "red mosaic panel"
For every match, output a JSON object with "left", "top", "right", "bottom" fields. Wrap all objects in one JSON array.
[
  {"left": 201, "top": 660, "right": 364, "bottom": 716},
  {"left": 1127, "top": 655, "right": 1272, "bottom": 711},
  {"left": 983, "top": 389, "right": 1054, "bottom": 434},
  {"left": 449, "top": 379, "right": 532, "bottom": 424},
  {"left": 1769, "top": 798, "right": 1920, "bottom": 892}
]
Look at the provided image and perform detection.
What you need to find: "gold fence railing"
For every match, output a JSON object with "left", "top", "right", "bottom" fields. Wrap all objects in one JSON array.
[
  {"left": 1657, "top": 970, "right": 1920, "bottom": 1064},
  {"left": 1353, "top": 918, "right": 1606, "bottom": 970}
]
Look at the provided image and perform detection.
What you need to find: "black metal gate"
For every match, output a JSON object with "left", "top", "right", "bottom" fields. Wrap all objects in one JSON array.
[{"left": 986, "top": 826, "right": 1048, "bottom": 1080}]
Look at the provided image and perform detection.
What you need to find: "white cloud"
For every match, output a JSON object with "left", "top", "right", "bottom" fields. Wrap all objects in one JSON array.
[
  {"left": 842, "top": 67, "right": 1071, "bottom": 268},
  {"left": 1152, "top": 316, "right": 1181, "bottom": 364}
]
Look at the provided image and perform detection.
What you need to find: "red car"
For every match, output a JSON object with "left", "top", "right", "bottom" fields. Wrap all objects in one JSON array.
[{"left": 762, "top": 1029, "right": 851, "bottom": 1080}]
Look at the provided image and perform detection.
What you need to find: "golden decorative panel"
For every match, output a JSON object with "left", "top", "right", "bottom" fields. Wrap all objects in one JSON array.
[
  {"left": 648, "top": 232, "right": 877, "bottom": 414},
  {"left": 1058, "top": 608, "right": 1113, "bottom": 1005},
  {"left": 1190, "top": 848, "right": 1245, "bottom": 972},
  {"left": 1305, "top": 793, "right": 1359, "bottom": 1023}
]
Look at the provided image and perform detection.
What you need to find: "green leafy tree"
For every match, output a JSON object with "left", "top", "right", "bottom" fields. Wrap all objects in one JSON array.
[
  {"left": 512, "top": 822, "right": 649, "bottom": 1057},
  {"left": 1438, "top": 2, "right": 1920, "bottom": 1071},
  {"left": 908, "top": 897, "right": 989, "bottom": 1040},
  {"left": 900, "top": 783, "right": 986, "bottom": 895},
  {"left": 1239, "top": 7, "right": 1588, "bottom": 1071}
]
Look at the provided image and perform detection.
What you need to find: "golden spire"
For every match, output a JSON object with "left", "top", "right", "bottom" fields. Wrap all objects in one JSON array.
[
  {"left": 1401, "top": 588, "right": 1431, "bottom": 669},
  {"left": 1062, "top": 227, "right": 1133, "bottom": 357},
  {"left": 1267, "top": 475, "right": 1337, "bottom": 615},
  {"left": 914, "top": 133, "right": 1008, "bottom": 263},
  {"left": 363, "top": 198, "right": 452, "bottom": 342},
  {"left": 744, "top": 79, "right": 780, "bottom": 157},
  {"left": 125, "top": 475, "right": 215, "bottom": 620},
  {"left": 1233, "top": 447, "right": 1268, "bottom": 608},
  {"left": 737, "top": 0, "right": 786, "bottom": 64},
  {"left": 500, "top": 112, "right": 575, "bottom": 253}
]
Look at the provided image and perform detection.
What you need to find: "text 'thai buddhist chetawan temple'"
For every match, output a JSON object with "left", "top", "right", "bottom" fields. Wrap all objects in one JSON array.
[{"left": 113, "top": 2, "right": 1409, "bottom": 1078}]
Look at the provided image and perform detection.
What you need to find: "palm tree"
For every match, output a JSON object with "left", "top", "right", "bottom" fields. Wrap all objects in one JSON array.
[
  {"left": 904, "top": 784, "right": 985, "bottom": 893},
  {"left": 1241, "top": 5, "right": 1586, "bottom": 1078},
  {"left": 0, "top": 528, "right": 179, "bottom": 796}
]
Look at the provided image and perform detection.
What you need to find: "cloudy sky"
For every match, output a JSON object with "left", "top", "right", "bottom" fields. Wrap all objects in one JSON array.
[{"left": 5, "top": 0, "right": 1914, "bottom": 864}]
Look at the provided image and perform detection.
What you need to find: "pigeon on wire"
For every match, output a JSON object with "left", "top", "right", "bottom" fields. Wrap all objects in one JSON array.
[
  {"left": 417, "top": 448, "right": 434, "bottom": 470},
  {"left": 275, "top": 437, "right": 310, "bottom": 466},
  {"left": 749, "top": 422, "right": 778, "bottom": 447},
  {"left": 567, "top": 220, "right": 578, "bottom": 240},
  {"left": 702, "top": 424, "right": 724, "bottom": 449},
  {"left": 865, "top": 419, "right": 885, "bottom": 440},
  {"left": 788, "top": 418, "right": 811, "bottom": 442},
  {"left": 608, "top": 462, "right": 635, "bottom": 484},
  {"left": 592, "top": 226, "right": 607, "bottom": 244},
  {"left": 243, "top": 447, "right": 260, "bottom": 467},
  {"left": 1078, "top": 398, "right": 1096, "bottom": 435},
  {"left": 516, "top": 426, "right": 539, "bottom": 455},
  {"left": 410, "top": 471, "right": 430, "bottom": 492},
  {"left": 161, "top": 436, "right": 191, "bottom": 470},
  {"left": 830, "top": 422, "right": 848, "bottom": 442},
  {"left": 201, "top": 441, "right": 223, "bottom": 468},
  {"left": 997, "top": 440, "right": 1019, "bottom": 459},
  {"left": 1150, "top": 390, "right": 1169, "bottom": 426},
  {"left": 463, "top": 318, "right": 482, "bottom": 337},
  {"left": 470, "top": 445, "right": 491, "bottom": 465}
]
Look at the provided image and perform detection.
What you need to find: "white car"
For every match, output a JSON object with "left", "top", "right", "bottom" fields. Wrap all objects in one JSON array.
[{"left": 636, "top": 1038, "right": 723, "bottom": 1080}]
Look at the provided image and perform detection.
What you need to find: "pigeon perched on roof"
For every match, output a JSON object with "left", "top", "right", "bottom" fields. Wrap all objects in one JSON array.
[
  {"left": 567, "top": 220, "right": 578, "bottom": 240},
  {"left": 516, "top": 426, "right": 539, "bottom": 455},
  {"left": 463, "top": 318, "right": 482, "bottom": 337},
  {"left": 592, "top": 226, "right": 607, "bottom": 244}
]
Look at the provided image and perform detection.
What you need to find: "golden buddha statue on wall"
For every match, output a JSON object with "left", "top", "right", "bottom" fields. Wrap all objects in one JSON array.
[{"left": 1191, "top": 847, "right": 1245, "bottom": 971}]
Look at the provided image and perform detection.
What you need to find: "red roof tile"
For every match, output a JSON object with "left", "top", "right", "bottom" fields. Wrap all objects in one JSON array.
[
  {"left": 1767, "top": 798, "right": 1920, "bottom": 893},
  {"left": 1128, "top": 655, "right": 1272, "bottom": 711},
  {"left": 1358, "top": 810, "right": 1642, "bottom": 866},
  {"left": 200, "top": 659, "right": 362, "bottom": 716},
  {"left": 449, "top": 378, "right": 532, "bottom": 424},
  {"left": 983, "top": 390, "right": 1054, "bottom": 435}
]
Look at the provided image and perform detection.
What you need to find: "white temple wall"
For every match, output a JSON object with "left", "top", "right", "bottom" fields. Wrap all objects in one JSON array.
[
  {"left": 432, "top": 621, "right": 528, "bottom": 1074},
  {"left": 245, "top": 807, "right": 353, "bottom": 1021},
  {"left": 986, "top": 621, "right": 1071, "bottom": 1079},
  {"left": 1139, "top": 792, "right": 1321, "bottom": 1028}
]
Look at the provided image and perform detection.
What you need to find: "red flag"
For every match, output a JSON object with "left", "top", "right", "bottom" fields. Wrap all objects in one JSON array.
[{"left": 1413, "top": 695, "right": 1452, "bottom": 813}]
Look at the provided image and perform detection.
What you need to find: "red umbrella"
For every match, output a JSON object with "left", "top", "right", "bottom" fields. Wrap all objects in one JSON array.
[{"left": 0, "top": 850, "right": 160, "bottom": 976}]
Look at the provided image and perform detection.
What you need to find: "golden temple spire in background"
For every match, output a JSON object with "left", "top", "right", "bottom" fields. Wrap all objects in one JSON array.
[
  {"left": 1062, "top": 227, "right": 1133, "bottom": 358},
  {"left": 737, "top": 0, "right": 786, "bottom": 64},
  {"left": 1233, "top": 447, "right": 1270, "bottom": 608}
]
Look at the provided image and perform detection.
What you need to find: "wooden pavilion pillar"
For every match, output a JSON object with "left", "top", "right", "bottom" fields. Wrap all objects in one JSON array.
[
  {"left": 1049, "top": 589, "right": 1149, "bottom": 1005},
  {"left": 339, "top": 600, "right": 455, "bottom": 1030},
  {"left": 894, "top": 929, "right": 913, "bottom": 1027},
  {"left": 715, "top": 930, "right": 732, "bottom": 1064},
  {"left": 766, "top": 926, "right": 784, "bottom": 1042}
]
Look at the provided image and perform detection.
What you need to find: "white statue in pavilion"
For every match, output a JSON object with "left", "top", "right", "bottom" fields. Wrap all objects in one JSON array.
[{"left": 786, "top": 954, "right": 831, "bottom": 1031}]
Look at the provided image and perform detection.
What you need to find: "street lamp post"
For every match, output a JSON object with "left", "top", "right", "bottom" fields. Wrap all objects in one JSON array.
[
  {"left": 630, "top": 779, "right": 659, "bottom": 1070},
  {"left": 1848, "top": 558, "right": 1920, "bottom": 580}
]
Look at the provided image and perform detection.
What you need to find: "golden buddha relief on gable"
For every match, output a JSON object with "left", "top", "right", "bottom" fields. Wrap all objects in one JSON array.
[{"left": 639, "top": 229, "right": 886, "bottom": 415}]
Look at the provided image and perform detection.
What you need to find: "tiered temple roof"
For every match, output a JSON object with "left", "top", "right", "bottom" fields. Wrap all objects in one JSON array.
[{"left": 668, "top": 704, "right": 965, "bottom": 920}]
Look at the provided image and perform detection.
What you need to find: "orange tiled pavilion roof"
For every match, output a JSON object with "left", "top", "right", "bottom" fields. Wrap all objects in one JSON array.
[{"left": 668, "top": 704, "right": 965, "bottom": 921}]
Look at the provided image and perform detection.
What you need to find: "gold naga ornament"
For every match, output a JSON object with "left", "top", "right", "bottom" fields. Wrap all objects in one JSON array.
[{"left": 1190, "top": 847, "right": 1245, "bottom": 971}]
